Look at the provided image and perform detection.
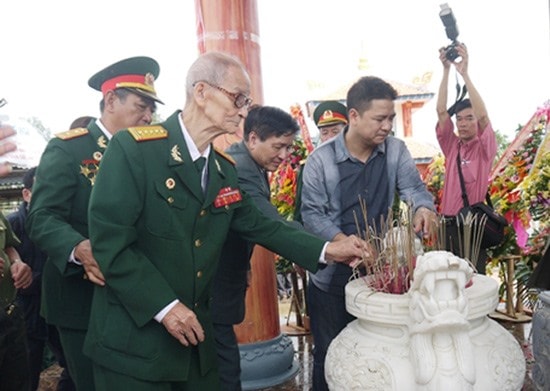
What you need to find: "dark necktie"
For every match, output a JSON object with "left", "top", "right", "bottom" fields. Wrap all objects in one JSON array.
[
  {"left": 195, "top": 157, "right": 207, "bottom": 194},
  {"left": 194, "top": 157, "right": 206, "bottom": 173}
]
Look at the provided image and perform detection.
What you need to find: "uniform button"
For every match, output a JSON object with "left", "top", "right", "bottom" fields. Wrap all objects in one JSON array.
[
  {"left": 199, "top": 209, "right": 207, "bottom": 217},
  {"left": 167, "top": 196, "right": 174, "bottom": 204},
  {"left": 194, "top": 239, "right": 202, "bottom": 247},
  {"left": 194, "top": 302, "right": 199, "bottom": 308},
  {"left": 224, "top": 205, "right": 229, "bottom": 210},
  {"left": 196, "top": 270, "right": 203, "bottom": 278}
]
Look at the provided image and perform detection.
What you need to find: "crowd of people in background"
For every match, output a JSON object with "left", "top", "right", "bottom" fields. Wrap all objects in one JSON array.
[{"left": 0, "top": 43, "right": 499, "bottom": 391}]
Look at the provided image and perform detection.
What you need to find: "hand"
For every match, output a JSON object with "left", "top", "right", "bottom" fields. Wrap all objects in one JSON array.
[
  {"left": 439, "top": 47, "right": 451, "bottom": 69},
  {"left": 10, "top": 260, "right": 32, "bottom": 289},
  {"left": 161, "top": 302, "right": 205, "bottom": 347},
  {"left": 0, "top": 125, "right": 17, "bottom": 177},
  {"left": 75, "top": 239, "right": 105, "bottom": 286},
  {"left": 452, "top": 43, "right": 469, "bottom": 76},
  {"left": 413, "top": 207, "right": 438, "bottom": 239},
  {"left": 325, "top": 234, "right": 373, "bottom": 267}
]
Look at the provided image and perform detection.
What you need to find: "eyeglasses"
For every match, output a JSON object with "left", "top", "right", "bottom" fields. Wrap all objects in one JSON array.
[{"left": 194, "top": 81, "right": 253, "bottom": 109}]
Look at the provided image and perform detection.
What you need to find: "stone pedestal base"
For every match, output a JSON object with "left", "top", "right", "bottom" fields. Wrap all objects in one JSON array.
[{"left": 240, "top": 334, "right": 298, "bottom": 390}]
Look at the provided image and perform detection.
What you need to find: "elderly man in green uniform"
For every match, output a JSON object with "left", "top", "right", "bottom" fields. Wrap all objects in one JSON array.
[
  {"left": 26, "top": 56, "right": 163, "bottom": 391},
  {"left": 83, "top": 51, "right": 366, "bottom": 390}
]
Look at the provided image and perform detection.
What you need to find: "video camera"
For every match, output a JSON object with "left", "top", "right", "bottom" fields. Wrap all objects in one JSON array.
[{"left": 439, "top": 3, "right": 460, "bottom": 61}]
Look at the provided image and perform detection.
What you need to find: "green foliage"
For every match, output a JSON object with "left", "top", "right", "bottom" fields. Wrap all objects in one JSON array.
[{"left": 494, "top": 128, "right": 511, "bottom": 162}]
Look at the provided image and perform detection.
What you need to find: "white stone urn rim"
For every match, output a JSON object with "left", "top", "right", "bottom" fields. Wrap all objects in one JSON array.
[{"left": 346, "top": 275, "right": 499, "bottom": 324}]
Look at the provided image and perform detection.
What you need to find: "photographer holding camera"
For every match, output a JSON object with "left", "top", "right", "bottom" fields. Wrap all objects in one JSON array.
[{"left": 435, "top": 42, "right": 497, "bottom": 274}]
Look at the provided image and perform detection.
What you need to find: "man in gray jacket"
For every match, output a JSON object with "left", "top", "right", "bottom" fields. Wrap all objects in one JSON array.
[
  {"left": 211, "top": 105, "right": 303, "bottom": 390},
  {"left": 301, "top": 76, "right": 437, "bottom": 391}
]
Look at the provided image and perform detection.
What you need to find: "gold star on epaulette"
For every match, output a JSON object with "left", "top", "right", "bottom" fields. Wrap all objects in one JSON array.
[
  {"left": 55, "top": 128, "right": 89, "bottom": 140},
  {"left": 214, "top": 147, "right": 236, "bottom": 165},
  {"left": 127, "top": 125, "right": 168, "bottom": 142}
]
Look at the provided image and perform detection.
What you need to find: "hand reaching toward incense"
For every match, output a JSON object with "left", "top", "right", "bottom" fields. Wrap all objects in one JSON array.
[
  {"left": 413, "top": 207, "right": 438, "bottom": 239},
  {"left": 325, "top": 234, "right": 374, "bottom": 267}
]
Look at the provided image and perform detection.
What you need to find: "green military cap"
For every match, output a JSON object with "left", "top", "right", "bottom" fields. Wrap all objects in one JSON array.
[
  {"left": 313, "top": 101, "right": 348, "bottom": 128},
  {"left": 88, "top": 56, "right": 163, "bottom": 104}
]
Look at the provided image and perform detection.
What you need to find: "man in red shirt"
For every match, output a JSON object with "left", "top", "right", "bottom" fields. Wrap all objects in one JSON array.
[{"left": 435, "top": 43, "right": 497, "bottom": 274}]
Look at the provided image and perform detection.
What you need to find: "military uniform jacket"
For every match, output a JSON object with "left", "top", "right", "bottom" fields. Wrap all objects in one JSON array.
[
  {"left": 26, "top": 122, "right": 108, "bottom": 329},
  {"left": 211, "top": 141, "right": 302, "bottom": 325},
  {"left": 83, "top": 110, "right": 324, "bottom": 383}
]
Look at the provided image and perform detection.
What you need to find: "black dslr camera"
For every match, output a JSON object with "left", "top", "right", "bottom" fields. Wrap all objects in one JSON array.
[{"left": 439, "top": 3, "right": 460, "bottom": 61}]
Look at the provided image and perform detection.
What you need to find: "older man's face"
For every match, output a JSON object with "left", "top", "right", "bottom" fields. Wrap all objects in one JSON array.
[
  {"left": 203, "top": 66, "right": 252, "bottom": 135},
  {"left": 318, "top": 123, "right": 345, "bottom": 144},
  {"left": 247, "top": 131, "right": 295, "bottom": 172}
]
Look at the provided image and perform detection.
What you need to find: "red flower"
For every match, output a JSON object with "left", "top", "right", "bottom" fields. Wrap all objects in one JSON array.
[{"left": 507, "top": 191, "right": 521, "bottom": 204}]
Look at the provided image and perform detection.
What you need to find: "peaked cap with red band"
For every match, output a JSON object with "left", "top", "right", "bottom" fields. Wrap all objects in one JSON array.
[
  {"left": 88, "top": 56, "right": 163, "bottom": 104},
  {"left": 313, "top": 100, "right": 348, "bottom": 128}
]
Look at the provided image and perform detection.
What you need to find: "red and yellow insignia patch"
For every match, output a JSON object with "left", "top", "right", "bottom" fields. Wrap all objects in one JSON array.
[{"left": 214, "top": 187, "right": 242, "bottom": 208}]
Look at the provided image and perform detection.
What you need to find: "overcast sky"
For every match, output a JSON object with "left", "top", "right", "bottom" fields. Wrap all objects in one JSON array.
[{"left": 1, "top": 0, "right": 549, "bottom": 147}]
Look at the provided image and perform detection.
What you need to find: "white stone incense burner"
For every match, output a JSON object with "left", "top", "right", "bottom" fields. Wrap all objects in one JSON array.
[{"left": 325, "top": 251, "right": 525, "bottom": 390}]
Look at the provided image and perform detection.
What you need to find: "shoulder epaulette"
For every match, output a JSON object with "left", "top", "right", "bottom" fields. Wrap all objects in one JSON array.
[
  {"left": 215, "top": 147, "right": 236, "bottom": 165},
  {"left": 55, "top": 128, "right": 89, "bottom": 140},
  {"left": 127, "top": 125, "right": 168, "bottom": 142}
]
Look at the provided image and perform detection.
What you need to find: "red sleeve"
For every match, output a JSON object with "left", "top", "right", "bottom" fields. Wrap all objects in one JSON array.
[
  {"left": 478, "top": 122, "right": 498, "bottom": 163},
  {"left": 436, "top": 117, "right": 458, "bottom": 156}
]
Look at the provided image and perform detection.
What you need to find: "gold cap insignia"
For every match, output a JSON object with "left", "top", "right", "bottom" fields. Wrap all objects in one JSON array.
[
  {"left": 144, "top": 73, "right": 155, "bottom": 90},
  {"left": 321, "top": 110, "right": 334, "bottom": 121}
]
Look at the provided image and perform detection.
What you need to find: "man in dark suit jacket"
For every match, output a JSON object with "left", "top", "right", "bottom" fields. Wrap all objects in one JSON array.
[
  {"left": 8, "top": 167, "right": 75, "bottom": 391},
  {"left": 26, "top": 56, "right": 163, "bottom": 391},
  {"left": 83, "top": 51, "right": 366, "bottom": 390},
  {"left": 212, "top": 105, "right": 303, "bottom": 390}
]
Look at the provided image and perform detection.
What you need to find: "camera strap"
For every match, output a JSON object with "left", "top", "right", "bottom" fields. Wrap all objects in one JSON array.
[
  {"left": 447, "top": 71, "right": 468, "bottom": 116},
  {"left": 454, "top": 72, "right": 468, "bottom": 102}
]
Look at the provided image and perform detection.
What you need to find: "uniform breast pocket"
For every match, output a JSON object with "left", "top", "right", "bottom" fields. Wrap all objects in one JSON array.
[
  {"left": 145, "top": 182, "right": 189, "bottom": 239},
  {"left": 209, "top": 197, "right": 243, "bottom": 229},
  {"left": 210, "top": 197, "right": 241, "bottom": 216}
]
